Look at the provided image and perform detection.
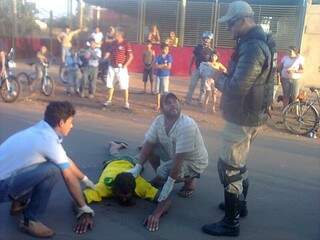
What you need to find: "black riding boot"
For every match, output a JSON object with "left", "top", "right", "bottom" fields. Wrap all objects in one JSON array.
[
  {"left": 202, "top": 191, "right": 240, "bottom": 236},
  {"left": 218, "top": 178, "right": 249, "bottom": 217}
]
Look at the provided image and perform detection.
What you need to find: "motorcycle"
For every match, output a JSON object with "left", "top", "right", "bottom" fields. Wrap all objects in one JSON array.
[{"left": 0, "top": 48, "right": 20, "bottom": 103}]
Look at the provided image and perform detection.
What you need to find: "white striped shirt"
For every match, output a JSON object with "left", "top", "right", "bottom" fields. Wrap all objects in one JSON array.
[{"left": 145, "top": 114, "right": 208, "bottom": 173}]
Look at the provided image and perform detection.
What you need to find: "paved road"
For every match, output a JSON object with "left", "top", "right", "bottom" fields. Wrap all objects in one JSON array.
[{"left": 0, "top": 102, "right": 319, "bottom": 240}]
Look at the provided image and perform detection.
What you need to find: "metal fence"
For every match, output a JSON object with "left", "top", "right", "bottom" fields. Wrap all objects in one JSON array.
[
  {"left": 1, "top": 0, "right": 302, "bottom": 51},
  {"left": 90, "top": 0, "right": 302, "bottom": 50},
  {"left": 216, "top": 3, "right": 301, "bottom": 49}
]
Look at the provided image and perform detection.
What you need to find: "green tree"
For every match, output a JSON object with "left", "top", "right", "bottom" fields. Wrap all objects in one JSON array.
[{"left": 0, "top": 0, "right": 40, "bottom": 37}]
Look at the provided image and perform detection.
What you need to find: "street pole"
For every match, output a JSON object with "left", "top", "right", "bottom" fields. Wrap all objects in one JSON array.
[
  {"left": 78, "top": 0, "right": 84, "bottom": 29},
  {"left": 212, "top": 0, "right": 219, "bottom": 48},
  {"left": 138, "top": 0, "right": 145, "bottom": 43},
  {"left": 49, "top": 10, "right": 53, "bottom": 55},
  {"left": 12, "top": 0, "right": 17, "bottom": 49},
  {"left": 179, "top": 0, "right": 186, "bottom": 47},
  {"left": 96, "top": 6, "right": 101, "bottom": 27}
]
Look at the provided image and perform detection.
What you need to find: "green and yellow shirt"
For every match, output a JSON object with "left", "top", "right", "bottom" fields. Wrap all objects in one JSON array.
[{"left": 83, "top": 159, "right": 158, "bottom": 203}]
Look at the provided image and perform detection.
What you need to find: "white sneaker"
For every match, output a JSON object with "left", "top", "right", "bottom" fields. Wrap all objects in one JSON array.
[
  {"left": 124, "top": 102, "right": 130, "bottom": 109},
  {"left": 103, "top": 100, "right": 112, "bottom": 107}
]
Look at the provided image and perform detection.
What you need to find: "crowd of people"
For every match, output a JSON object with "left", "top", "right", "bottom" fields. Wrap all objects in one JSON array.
[
  {"left": 1, "top": 20, "right": 304, "bottom": 114},
  {"left": 0, "top": 0, "right": 307, "bottom": 238}
]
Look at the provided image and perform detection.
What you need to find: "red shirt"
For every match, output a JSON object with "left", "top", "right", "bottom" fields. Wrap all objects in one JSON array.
[{"left": 107, "top": 40, "right": 132, "bottom": 67}]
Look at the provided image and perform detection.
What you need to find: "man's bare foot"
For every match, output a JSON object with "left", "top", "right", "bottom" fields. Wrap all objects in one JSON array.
[{"left": 178, "top": 178, "right": 196, "bottom": 198}]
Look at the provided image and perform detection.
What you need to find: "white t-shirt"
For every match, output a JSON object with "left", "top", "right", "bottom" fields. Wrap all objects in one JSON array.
[
  {"left": 0, "top": 121, "right": 70, "bottom": 181},
  {"left": 145, "top": 114, "right": 208, "bottom": 173},
  {"left": 91, "top": 32, "right": 104, "bottom": 45},
  {"left": 281, "top": 55, "right": 304, "bottom": 79}
]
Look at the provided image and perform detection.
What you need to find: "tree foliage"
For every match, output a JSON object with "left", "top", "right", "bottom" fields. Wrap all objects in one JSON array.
[{"left": 0, "top": 0, "right": 40, "bottom": 37}]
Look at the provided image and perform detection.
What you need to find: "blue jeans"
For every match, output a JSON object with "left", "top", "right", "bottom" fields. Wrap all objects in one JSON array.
[
  {"left": 66, "top": 68, "right": 81, "bottom": 93},
  {"left": 62, "top": 47, "right": 70, "bottom": 63},
  {"left": 186, "top": 69, "right": 205, "bottom": 102},
  {"left": 0, "top": 162, "right": 60, "bottom": 221},
  {"left": 81, "top": 66, "right": 98, "bottom": 95}
]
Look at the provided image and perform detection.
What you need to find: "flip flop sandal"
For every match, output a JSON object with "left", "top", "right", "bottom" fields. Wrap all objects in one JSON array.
[
  {"left": 177, "top": 187, "right": 194, "bottom": 198},
  {"left": 112, "top": 141, "right": 128, "bottom": 149}
]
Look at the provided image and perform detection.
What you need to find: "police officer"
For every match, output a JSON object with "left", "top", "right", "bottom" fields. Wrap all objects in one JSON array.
[{"left": 202, "top": 1, "right": 275, "bottom": 236}]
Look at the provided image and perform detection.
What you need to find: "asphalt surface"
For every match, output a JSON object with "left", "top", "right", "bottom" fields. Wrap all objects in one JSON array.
[{"left": 0, "top": 98, "right": 319, "bottom": 240}]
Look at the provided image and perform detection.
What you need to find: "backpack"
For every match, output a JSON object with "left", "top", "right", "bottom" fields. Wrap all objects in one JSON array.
[{"left": 262, "top": 33, "right": 277, "bottom": 111}]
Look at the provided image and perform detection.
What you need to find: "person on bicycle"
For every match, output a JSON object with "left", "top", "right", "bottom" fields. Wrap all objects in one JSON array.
[{"left": 35, "top": 46, "right": 48, "bottom": 84}]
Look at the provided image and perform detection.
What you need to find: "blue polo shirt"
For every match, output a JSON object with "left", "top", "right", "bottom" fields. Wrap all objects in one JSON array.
[{"left": 155, "top": 54, "right": 173, "bottom": 77}]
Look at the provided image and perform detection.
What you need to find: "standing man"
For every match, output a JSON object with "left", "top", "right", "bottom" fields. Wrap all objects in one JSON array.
[
  {"left": 185, "top": 31, "right": 216, "bottom": 104},
  {"left": 129, "top": 93, "right": 209, "bottom": 230},
  {"left": 57, "top": 25, "right": 83, "bottom": 64},
  {"left": 103, "top": 29, "right": 134, "bottom": 109},
  {"left": 0, "top": 101, "right": 96, "bottom": 237},
  {"left": 90, "top": 26, "right": 104, "bottom": 49},
  {"left": 80, "top": 38, "right": 101, "bottom": 99},
  {"left": 202, "top": 1, "right": 275, "bottom": 237}
]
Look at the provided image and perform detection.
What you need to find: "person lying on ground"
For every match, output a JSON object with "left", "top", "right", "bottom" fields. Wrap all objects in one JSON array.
[{"left": 82, "top": 141, "right": 171, "bottom": 232}]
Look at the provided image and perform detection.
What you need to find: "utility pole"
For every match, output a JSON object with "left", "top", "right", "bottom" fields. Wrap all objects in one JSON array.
[
  {"left": 138, "top": 0, "right": 145, "bottom": 43},
  {"left": 78, "top": 0, "right": 84, "bottom": 29},
  {"left": 49, "top": 10, "right": 53, "bottom": 55},
  {"left": 212, "top": 0, "right": 219, "bottom": 48},
  {"left": 178, "top": 0, "right": 186, "bottom": 46},
  {"left": 12, "top": 0, "right": 17, "bottom": 49},
  {"left": 96, "top": 6, "right": 101, "bottom": 27}
]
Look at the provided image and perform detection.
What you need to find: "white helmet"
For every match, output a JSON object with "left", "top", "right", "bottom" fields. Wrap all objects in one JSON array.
[{"left": 202, "top": 31, "right": 213, "bottom": 40}]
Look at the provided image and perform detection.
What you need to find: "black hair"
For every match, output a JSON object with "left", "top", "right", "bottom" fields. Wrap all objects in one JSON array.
[
  {"left": 115, "top": 27, "right": 125, "bottom": 37},
  {"left": 44, "top": 101, "right": 76, "bottom": 128},
  {"left": 160, "top": 92, "right": 178, "bottom": 110},
  {"left": 65, "top": 25, "right": 70, "bottom": 29},
  {"left": 160, "top": 42, "right": 169, "bottom": 50},
  {"left": 88, "top": 37, "right": 95, "bottom": 43},
  {"left": 112, "top": 172, "right": 136, "bottom": 201},
  {"left": 288, "top": 46, "right": 299, "bottom": 54}
]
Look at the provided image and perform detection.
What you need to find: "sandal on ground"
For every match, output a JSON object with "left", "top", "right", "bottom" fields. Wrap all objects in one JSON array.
[
  {"left": 177, "top": 186, "right": 194, "bottom": 198},
  {"left": 112, "top": 141, "right": 128, "bottom": 149}
]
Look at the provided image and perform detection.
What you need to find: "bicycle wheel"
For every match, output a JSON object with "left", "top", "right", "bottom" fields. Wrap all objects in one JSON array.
[
  {"left": 283, "top": 101, "right": 319, "bottom": 135},
  {"left": 16, "top": 72, "right": 29, "bottom": 85},
  {"left": 0, "top": 76, "right": 20, "bottom": 103},
  {"left": 41, "top": 76, "right": 55, "bottom": 96}
]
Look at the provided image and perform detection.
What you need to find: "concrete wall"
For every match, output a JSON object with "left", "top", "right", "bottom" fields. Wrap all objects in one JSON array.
[{"left": 300, "top": 2, "right": 320, "bottom": 87}]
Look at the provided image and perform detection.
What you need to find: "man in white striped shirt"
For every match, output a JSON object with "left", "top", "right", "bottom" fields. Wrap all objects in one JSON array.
[{"left": 128, "top": 92, "right": 208, "bottom": 231}]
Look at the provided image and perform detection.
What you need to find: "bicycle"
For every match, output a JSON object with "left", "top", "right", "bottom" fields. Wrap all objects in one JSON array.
[
  {"left": 17, "top": 61, "right": 55, "bottom": 96},
  {"left": 0, "top": 48, "right": 21, "bottom": 103},
  {"left": 282, "top": 87, "right": 320, "bottom": 135}
]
